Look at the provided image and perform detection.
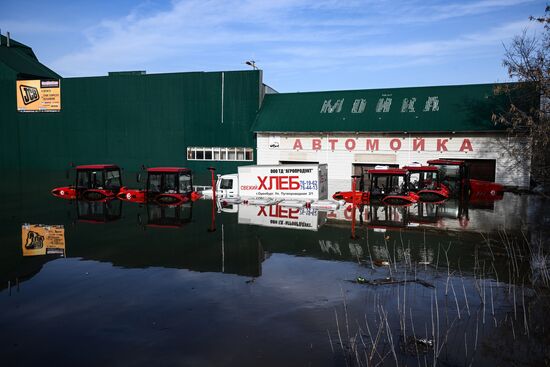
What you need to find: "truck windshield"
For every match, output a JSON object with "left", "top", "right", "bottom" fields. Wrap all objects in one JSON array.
[{"left": 220, "top": 178, "right": 233, "bottom": 190}]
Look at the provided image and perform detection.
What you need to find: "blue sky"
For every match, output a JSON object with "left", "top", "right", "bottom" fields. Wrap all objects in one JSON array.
[{"left": 1, "top": 0, "right": 546, "bottom": 92}]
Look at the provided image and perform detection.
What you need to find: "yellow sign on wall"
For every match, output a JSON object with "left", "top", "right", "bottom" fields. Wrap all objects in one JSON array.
[
  {"left": 21, "top": 224, "right": 65, "bottom": 256},
  {"left": 16, "top": 80, "right": 61, "bottom": 112}
]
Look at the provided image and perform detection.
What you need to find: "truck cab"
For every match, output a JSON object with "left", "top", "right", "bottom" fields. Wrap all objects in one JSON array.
[
  {"left": 52, "top": 164, "right": 122, "bottom": 201},
  {"left": 216, "top": 174, "right": 239, "bottom": 198}
]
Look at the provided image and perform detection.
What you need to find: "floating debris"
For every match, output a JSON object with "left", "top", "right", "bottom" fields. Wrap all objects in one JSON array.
[
  {"left": 402, "top": 336, "right": 434, "bottom": 355},
  {"left": 351, "top": 277, "right": 435, "bottom": 288},
  {"left": 373, "top": 259, "right": 391, "bottom": 266}
]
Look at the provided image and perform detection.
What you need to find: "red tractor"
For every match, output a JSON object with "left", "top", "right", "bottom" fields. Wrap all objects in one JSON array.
[
  {"left": 51, "top": 164, "right": 122, "bottom": 201},
  {"left": 333, "top": 168, "right": 419, "bottom": 206},
  {"left": 427, "top": 159, "right": 504, "bottom": 202},
  {"left": 403, "top": 165, "right": 450, "bottom": 203},
  {"left": 118, "top": 167, "right": 201, "bottom": 205}
]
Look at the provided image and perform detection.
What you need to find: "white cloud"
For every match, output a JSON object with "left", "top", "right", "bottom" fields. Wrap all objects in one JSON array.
[{"left": 46, "top": 0, "right": 542, "bottom": 82}]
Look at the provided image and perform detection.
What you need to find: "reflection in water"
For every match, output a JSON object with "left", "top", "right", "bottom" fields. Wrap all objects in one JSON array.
[
  {"left": 327, "top": 193, "right": 535, "bottom": 233},
  {"left": 76, "top": 199, "right": 122, "bottom": 223},
  {"left": 0, "top": 174, "right": 549, "bottom": 366},
  {"left": 143, "top": 202, "right": 193, "bottom": 228},
  {"left": 237, "top": 203, "right": 327, "bottom": 231}
]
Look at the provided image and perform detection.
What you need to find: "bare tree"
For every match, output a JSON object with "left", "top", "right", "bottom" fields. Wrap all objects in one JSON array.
[{"left": 493, "top": 5, "right": 550, "bottom": 188}]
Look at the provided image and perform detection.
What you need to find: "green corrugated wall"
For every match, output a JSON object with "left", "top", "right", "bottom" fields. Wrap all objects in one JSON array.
[{"left": 0, "top": 70, "right": 261, "bottom": 184}]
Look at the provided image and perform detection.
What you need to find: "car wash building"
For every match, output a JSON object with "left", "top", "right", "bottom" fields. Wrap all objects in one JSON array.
[{"left": 252, "top": 84, "right": 534, "bottom": 195}]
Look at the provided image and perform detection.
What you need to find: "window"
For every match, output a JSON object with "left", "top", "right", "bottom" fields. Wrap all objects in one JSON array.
[
  {"left": 105, "top": 169, "right": 121, "bottom": 190},
  {"left": 148, "top": 173, "right": 162, "bottom": 193},
  {"left": 220, "top": 179, "right": 233, "bottom": 189},
  {"left": 179, "top": 174, "right": 192, "bottom": 193},
  {"left": 186, "top": 147, "right": 254, "bottom": 161},
  {"left": 165, "top": 174, "right": 177, "bottom": 193}
]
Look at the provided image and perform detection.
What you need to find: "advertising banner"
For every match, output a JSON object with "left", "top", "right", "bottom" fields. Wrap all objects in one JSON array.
[
  {"left": 16, "top": 80, "right": 61, "bottom": 112},
  {"left": 21, "top": 224, "right": 65, "bottom": 256},
  {"left": 237, "top": 164, "right": 328, "bottom": 200}
]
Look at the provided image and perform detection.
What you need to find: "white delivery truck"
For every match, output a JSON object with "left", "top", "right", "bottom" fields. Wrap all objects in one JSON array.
[{"left": 212, "top": 164, "right": 328, "bottom": 200}]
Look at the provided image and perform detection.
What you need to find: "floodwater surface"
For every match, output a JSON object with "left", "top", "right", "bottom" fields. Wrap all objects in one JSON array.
[{"left": 1, "top": 174, "right": 549, "bottom": 366}]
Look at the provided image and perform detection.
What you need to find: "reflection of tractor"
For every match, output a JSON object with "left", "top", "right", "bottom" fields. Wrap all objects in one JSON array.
[
  {"left": 76, "top": 199, "right": 122, "bottom": 223},
  {"left": 408, "top": 202, "right": 440, "bottom": 225},
  {"left": 118, "top": 167, "right": 201, "bottom": 205},
  {"left": 138, "top": 202, "right": 193, "bottom": 229},
  {"left": 403, "top": 165, "right": 449, "bottom": 202},
  {"left": 427, "top": 159, "right": 503, "bottom": 202},
  {"left": 367, "top": 205, "right": 410, "bottom": 229},
  {"left": 52, "top": 164, "right": 122, "bottom": 201}
]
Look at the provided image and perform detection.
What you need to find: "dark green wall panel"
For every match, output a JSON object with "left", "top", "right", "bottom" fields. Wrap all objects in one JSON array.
[{"left": 1, "top": 70, "right": 261, "bottom": 184}]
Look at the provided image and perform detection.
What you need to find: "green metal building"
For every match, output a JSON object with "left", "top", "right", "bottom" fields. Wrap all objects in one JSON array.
[{"left": 0, "top": 35, "right": 264, "bottom": 185}]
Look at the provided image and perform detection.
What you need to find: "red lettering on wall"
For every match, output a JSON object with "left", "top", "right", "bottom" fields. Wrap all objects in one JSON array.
[
  {"left": 329, "top": 139, "right": 339, "bottom": 151},
  {"left": 389, "top": 138, "right": 402, "bottom": 151},
  {"left": 293, "top": 139, "right": 303, "bottom": 150},
  {"left": 366, "top": 139, "right": 379, "bottom": 151},
  {"left": 437, "top": 139, "right": 448, "bottom": 152},
  {"left": 312, "top": 138, "right": 322, "bottom": 150},
  {"left": 344, "top": 138, "right": 356, "bottom": 151},
  {"left": 412, "top": 138, "right": 425, "bottom": 151},
  {"left": 459, "top": 138, "right": 473, "bottom": 152}
]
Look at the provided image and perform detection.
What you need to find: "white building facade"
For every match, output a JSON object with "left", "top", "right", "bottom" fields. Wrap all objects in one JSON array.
[
  {"left": 256, "top": 133, "right": 529, "bottom": 195},
  {"left": 252, "top": 83, "right": 533, "bottom": 196}
]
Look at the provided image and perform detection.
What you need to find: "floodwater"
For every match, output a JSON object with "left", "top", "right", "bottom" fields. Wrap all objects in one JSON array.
[{"left": 1, "top": 174, "right": 550, "bottom": 367}]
